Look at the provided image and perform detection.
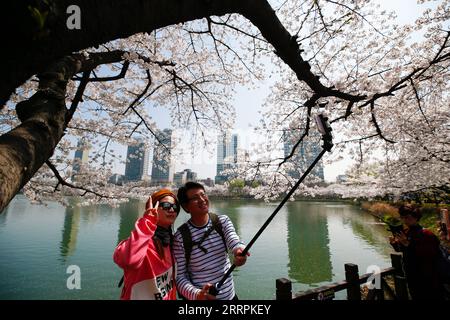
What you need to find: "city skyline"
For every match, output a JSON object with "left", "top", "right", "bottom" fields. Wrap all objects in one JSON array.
[{"left": 73, "top": 125, "right": 340, "bottom": 184}]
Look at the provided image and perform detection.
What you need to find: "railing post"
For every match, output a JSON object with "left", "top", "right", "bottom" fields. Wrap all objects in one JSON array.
[
  {"left": 391, "top": 253, "right": 409, "bottom": 300},
  {"left": 345, "top": 263, "right": 361, "bottom": 300},
  {"left": 276, "top": 278, "right": 292, "bottom": 300}
]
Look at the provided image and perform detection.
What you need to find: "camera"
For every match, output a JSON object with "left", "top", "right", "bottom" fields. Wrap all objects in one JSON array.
[{"left": 387, "top": 223, "right": 404, "bottom": 235}]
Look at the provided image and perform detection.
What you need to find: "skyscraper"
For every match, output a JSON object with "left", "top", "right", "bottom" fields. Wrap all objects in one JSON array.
[
  {"left": 173, "top": 170, "right": 188, "bottom": 187},
  {"left": 174, "top": 169, "right": 198, "bottom": 187},
  {"left": 283, "top": 130, "right": 324, "bottom": 182},
  {"left": 124, "top": 140, "right": 149, "bottom": 182},
  {"left": 72, "top": 138, "right": 90, "bottom": 180},
  {"left": 215, "top": 132, "right": 239, "bottom": 184},
  {"left": 151, "top": 129, "right": 174, "bottom": 185}
]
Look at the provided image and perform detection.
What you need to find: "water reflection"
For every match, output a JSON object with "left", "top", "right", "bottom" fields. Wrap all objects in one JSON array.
[
  {"left": 59, "top": 206, "right": 81, "bottom": 262},
  {"left": 211, "top": 199, "right": 241, "bottom": 236},
  {"left": 0, "top": 203, "right": 9, "bottom": 226},
  {"left": 341, "top": 207, "right": 392, "bottom": 258},
  {"left": 286, "top": 202, "right": 332, "bottom": 284}
]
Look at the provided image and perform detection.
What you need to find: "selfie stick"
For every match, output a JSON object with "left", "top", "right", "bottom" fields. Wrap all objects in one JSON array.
[{"left": 209, "top": 114, "right": 333, "bottom": 296}]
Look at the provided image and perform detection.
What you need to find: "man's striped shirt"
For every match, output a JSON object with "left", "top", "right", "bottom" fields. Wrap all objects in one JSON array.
[{"left": 173, "top": 214, "right": 244, "bottom": 300}]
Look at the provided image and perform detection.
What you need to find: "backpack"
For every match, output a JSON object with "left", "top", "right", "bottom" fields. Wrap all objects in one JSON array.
[{"left": 178, "top": 212, "right": 228, "bottom": 271}]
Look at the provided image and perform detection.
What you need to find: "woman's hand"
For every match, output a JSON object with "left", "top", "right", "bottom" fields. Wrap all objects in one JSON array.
[{"left": 144, "top": 196, "right": 159, "bottom": 219}]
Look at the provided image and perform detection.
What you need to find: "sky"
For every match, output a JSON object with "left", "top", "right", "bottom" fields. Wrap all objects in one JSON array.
[{"left": 90, "top": 0, "right": 439, "bottom": 182}]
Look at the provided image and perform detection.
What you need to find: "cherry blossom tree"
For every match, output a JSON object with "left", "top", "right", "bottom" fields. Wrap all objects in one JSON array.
[
  {"left": 1, "top": 0, "right": 449, "bottom": 212},
  {"left": 235, "top": 0, "right": 450, "bottom": 201}
]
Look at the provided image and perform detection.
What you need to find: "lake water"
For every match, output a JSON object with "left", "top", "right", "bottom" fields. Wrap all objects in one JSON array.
[{"left": 0, "top": 195, "right": 394, "bottom": 300}]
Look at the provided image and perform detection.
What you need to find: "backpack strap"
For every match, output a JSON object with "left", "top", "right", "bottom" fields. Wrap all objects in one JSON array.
[
  {"left": 178, "top": 213, "right": 228, "bottom": 269},
  {"left": 210, "top": 212, "right": 228, "bottom": 252},
  {"left": 178, "top": 223, "right": 193, "bottom": 268}
]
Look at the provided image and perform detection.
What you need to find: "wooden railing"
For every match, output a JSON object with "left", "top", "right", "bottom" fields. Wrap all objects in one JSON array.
[{"left": 276, "top": 253, "right": 409, "bottom": 300}]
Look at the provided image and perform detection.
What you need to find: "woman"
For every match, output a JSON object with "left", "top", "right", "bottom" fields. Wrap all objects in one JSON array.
[
  {"left": 113, "top": 189, "right": 180, "bottom": 300},
  {"left": 389, "top": 204, "right": 445, "bottom": 300}
]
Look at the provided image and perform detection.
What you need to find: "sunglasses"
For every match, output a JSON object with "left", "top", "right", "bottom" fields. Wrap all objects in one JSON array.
[{"left": 159, "top": 202, "right": 179, "bottom": 212}]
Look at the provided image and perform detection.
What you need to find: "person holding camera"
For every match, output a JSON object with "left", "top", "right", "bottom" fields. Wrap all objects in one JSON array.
[
  {"left": 173, "top": 182, "right": 249, "bottom": 300},
  {"left": 389, "top": 204, "right": 445, "bottom": 300}
]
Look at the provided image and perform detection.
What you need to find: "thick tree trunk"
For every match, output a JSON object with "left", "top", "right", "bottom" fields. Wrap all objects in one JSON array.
[
  {"left": 0, "top": 51, "right": 125, "bottom": 213},
  {"left": 0, "top": 56, "right": 80, "bottom": 212}
]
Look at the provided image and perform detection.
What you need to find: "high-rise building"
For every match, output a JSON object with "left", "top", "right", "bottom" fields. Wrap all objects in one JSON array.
[
  {"left": 174, "top": 169, "right": 198, "bottom": 187},
  {"left": 185, "top": 169, "right": 197, "bottom": 182},
  {"left": 108, "top": 173, "right": 126, "bottom": 185},
  {"left": 200, "top": 178, "right": 214, "bottom": 187},
  {"left": 72, "top": 138, "right": 90, "bottom": 180},
  {"left": 173, "top": 171, "right": 188, "bottom": 187},
  {"left": 124, "top": 140, "right": 149, "bottom": 182},
  {"left": 151, "top": 129, "right": 174, "bottom": 185},
  {"left": 283, "top": 130, "right": 324, "bottom": 182},
  {"left": 336, "top": 175, "right": 348, "bottom": 183},
  {"left": 215, "top": 132, "right": 239, "bottom": 184}
]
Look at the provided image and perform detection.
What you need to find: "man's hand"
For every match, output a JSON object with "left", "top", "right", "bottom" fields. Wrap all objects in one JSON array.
[
  {"left": 234, "top": 247, "right": 250, "bottom": 267},
  {"left": 196, "top": 283, "right": 216, "bottom": 300}
]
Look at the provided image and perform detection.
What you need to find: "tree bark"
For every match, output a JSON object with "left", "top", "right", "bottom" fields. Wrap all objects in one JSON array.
[
  {"left": 0, "top": 51, "right": 126, "bottom": 213},
  {"left": 0, "top": 56, "right": 79, "bottom": 212}
]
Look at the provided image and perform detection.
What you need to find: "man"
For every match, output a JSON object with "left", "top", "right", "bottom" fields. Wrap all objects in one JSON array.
[{"left": 173, "top": 181, "right": 249, "bottom": 300}]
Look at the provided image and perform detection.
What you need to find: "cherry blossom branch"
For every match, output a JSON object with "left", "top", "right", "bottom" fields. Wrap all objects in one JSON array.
[
  {"left": 370, "top": 101, "right": 395, "bottom": 144},
  {"left": 122, "top": 70, "right": 152, "bottom": 116},
  {"left": 330, "top": 101, "right": 354, "bottom": 123},
  {"left": 72, "top": 61, "right": 130, "bottom": 82},
  {"left": 409, "top": 78, "right": 432, "bottom": 130},
  {"left": 66, "top": 71, "right": 91, "bottom": 126},
  {"left": 277, "top": 94, "right": 319, "bottom": 167},
  {"left": 335, "top": 134, "right": 378, "bottom": 145},
  {"left": 324, "top": 0, "right": 387, "bottom": 37},
  {"left": 45, "top": 160, "right": 115, "bottom": 199},
  {"left": 66, "top": 125, "right": 117, "bottom": 139},
  {"left": 208, "top": 16, "right": 266, "bottom": 43}
]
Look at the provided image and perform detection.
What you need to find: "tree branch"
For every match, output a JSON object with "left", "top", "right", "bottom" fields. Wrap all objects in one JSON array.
[
  {"left": 45, "top": 160, "right": 115, "bottom": 199},
  {"left": 277, "top": 94, "right": 318, "bottom": 167},
  {"left": 72, "top": 61, "right": 130, "bottom": 82},
  {"left": 66, "top": 70, "right": 91, "bottom": 126},
  {"left": 370, "top": 101, "right": 395, "bottom": 144}
]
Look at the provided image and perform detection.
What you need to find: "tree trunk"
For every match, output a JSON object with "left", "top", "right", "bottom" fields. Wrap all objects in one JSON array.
[{"left": 0, "top": 56, "right": 80, "bottom": 212}]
